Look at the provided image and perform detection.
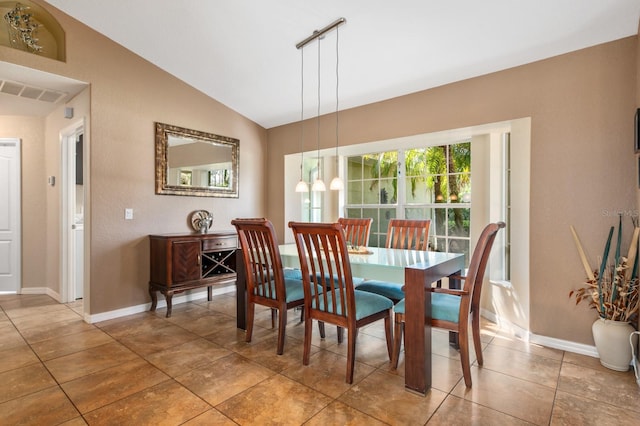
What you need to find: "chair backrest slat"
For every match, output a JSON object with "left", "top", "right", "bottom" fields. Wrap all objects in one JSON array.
[{"left": 386, "top": 219, "right": 431, "bottom": 251}]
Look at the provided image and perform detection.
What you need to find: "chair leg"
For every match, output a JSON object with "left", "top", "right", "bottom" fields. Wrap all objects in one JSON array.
[
  {"left": 246, "top": 303, "right": 255, "bottom": 343},
  {"left": 276, "top": 306, "right": 287, "bottom": 355},
  {"left": 384, "top": 312, "right": 393, "bottom": 360},
  {"left": 303, "top": 316, "right": 313, "bottom": 366},
  {"left": 471, "top": 309, "right": 483, "bottom": 366},
  {"left": 271, "top": 308, "right": 277, "bottom": 328},
  {"left": 391, "top": 315, "right": 404, "bottom": 368},
  {"left": 299, "top": 306, "right": 304, "bottom": 323},
  {"left": 337, "top": 326, "right": 344, "bottom": 343},
  {"left": 458, "top": 328, "right": 472, "bottom": 387},
  {"left": 318, "top": 321, "right": 326, "bottom": 339},
  {"left": 346, "top": 326, "right": 357, "bottom": 384}
]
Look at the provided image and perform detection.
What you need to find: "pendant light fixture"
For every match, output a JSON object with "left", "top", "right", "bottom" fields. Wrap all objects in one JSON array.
[
  {"left": 295, "top": 46, "right": 309, "bottom": 192},
  {"left": 295, "top": 18, "right": 346, "bottom": 193},
  {"left": 329, "top": 24, "right": 344, "bottom": 191},
  {"left": 311, "top": 34, "right": 326, "bottom": 192}
]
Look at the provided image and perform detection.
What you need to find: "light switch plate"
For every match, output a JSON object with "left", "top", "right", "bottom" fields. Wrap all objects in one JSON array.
[{"left": 125, "top": 208, "right": 133, "bottom": 220}]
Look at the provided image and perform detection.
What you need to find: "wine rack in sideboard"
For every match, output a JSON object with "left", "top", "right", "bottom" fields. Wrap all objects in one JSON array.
[{"left": 148, "top": 231, "right": 238, "bottom": 317}]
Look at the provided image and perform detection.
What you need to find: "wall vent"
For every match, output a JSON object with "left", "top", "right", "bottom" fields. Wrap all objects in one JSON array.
[{"left": 0, "top": 79, "right": 67, "bottom": 103}]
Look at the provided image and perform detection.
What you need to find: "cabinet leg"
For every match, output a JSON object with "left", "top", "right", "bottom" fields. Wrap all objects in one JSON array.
[
  {"left": 149, "top": 286, "right": 158, "bottom": 312},
  {"left": 449, "top": 333, "right": 460, "bottom": 349},
  {"left": 165, "top": 292, "right": 174, "bottom": 318}
]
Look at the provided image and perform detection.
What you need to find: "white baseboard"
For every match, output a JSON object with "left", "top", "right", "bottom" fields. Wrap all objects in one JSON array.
[
  {"left": 529, "top": 333, "right": 599, "bottom": 358},
  {"left": 20, "top": 286, "right": 61, "bottom": 302},
  {"left": 480, "top": 308, "right": 598, "bottom": 358},
  {"left": 86, "top": 285, "right": 236, "bottom": 323}
]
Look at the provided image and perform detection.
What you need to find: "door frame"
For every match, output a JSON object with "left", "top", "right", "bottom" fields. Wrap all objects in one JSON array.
[
  {"left": 60, "top": 121, "right": 84, "bottom": 303},
  {"left": 0, "top": 138, "right": 21, "bottom": 293}
]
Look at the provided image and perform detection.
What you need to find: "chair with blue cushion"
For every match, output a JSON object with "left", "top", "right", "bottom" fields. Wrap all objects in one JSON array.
[
  {"left": 357, "top": 218, "right": 431, "bottom": 303},
  {"left": 337, "top": 217, "right": 373, "bottom": 247},
  {"left": 289, "top": 221, "right": 394, "bottom": 384},
  {"left": 391, "top": 221, "right": 505, "bottom": 387},
  {"left": 385, "top": 218, "right": 431, "bottom": 251},
  {"left": 232, "top": 218, "right": 306, "bottom": 355}
]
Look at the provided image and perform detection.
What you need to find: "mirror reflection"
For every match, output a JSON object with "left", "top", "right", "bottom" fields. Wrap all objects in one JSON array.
[{"left": 155, "top": 122, "right": 239, "bottom": 197}]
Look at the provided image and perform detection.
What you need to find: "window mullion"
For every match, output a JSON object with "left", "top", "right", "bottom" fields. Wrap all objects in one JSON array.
[{"left": 397, "top": 149, "right": 405, "bottom": 218}]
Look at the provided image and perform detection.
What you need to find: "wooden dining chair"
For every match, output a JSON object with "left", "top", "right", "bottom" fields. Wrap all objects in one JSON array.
[
  {"left": 357, "top": 218, "right": 431, "bottom": 303},
  {"left": 385, "top": 218, "right": 431, "bottom": 250},
  {"left": 231, "top": 218, "right": 305, "bottom": 355},
  {"left": 288, "top": 221, "right": 394, "bottom": 384},
  {"left": 337, "top": 217, "right": 373, "bottom": 247},
  {"left": 391, "top": 221, "right": 505, "bottom": 387}
]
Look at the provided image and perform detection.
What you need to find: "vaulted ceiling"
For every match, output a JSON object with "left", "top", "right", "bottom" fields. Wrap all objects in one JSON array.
[{"left": 4, "top": 1, "right": 640, "bottom": 127}]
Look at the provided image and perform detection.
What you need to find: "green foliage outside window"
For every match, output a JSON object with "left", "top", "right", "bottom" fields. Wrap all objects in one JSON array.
[{"left": 345, "top": 141, "right": 471, "bottom": 263}]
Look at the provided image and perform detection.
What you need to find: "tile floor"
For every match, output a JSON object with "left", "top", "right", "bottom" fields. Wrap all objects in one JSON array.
[{"left": 1, "top": 292, "right": 640, "bottom": 425}]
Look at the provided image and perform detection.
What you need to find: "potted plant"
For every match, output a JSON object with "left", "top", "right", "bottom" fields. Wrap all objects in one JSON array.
[{"left": 570, "top": 215, "right": 640, "bottom": 371}]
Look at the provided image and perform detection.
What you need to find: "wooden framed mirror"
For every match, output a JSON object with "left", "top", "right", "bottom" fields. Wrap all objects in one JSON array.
[{"left": 155, "top": 122, "right": 239, "bottom": 197}]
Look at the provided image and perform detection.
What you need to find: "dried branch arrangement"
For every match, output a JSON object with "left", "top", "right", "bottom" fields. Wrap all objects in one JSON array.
[{"left": 570, "top": 216, "right": 640, "bottom": 323}]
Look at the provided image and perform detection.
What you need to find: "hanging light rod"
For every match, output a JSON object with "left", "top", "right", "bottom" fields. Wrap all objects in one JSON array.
[{"left": 296, "top": 17, "right": 346, "bottom": 49}]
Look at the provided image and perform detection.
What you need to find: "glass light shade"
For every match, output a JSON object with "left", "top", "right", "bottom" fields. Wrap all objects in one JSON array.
[
  {"left": 311, "top": 179, "right": 326, "bottom": 192},
  {"left": 295, "top": 179, "right": 309, "bottom": 192},
  {"left": 329, "top": 176, "right": 343, "bottom": 190}
]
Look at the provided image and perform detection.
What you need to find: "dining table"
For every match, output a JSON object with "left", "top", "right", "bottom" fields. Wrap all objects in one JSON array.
[{"left": 235, "top": 243, "right": 464, "bottom": 395}]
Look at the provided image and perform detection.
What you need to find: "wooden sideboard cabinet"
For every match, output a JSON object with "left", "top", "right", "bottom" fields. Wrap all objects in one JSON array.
[{"left": 149, "top": 231, "right": 238, "bottom": 317}]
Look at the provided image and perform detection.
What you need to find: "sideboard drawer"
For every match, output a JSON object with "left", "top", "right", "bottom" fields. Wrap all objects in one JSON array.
[{"left": 202, "top": 236, "right": 237, "bottom": 251}]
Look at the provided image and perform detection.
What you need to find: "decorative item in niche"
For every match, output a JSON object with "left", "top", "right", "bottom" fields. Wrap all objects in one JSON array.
[
  {"left": 155, "top": 122, "right": 239, "bottom": 198},
  {"left": 0, "top": 1, "right": 66, "bottom": 61},
  {"left": 4, "top": 3, "right": 41, "bottom": 52},
  {"left": 190, "top": 210, "right": 213, "bottom": 234}
]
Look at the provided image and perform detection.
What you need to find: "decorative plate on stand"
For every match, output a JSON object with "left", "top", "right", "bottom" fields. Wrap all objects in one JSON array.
[{"left": 190, "top": 210, "right": 213, "bottom": 233}]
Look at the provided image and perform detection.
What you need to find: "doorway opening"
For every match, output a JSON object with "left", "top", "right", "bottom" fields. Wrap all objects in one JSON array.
[{"left": 61, "top": 122, "right": 84, "bottom": 303}]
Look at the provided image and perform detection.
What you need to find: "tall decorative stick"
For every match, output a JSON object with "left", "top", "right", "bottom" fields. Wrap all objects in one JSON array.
[
  {"left": 626, "top": 227, "right": 640, "bottom": 281},
  {"left": 570, "top": 225, "right": 595, "bottom": 281}
]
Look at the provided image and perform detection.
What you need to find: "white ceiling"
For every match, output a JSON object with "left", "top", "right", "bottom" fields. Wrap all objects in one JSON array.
[{"left": 6, "top": 1, "right": 640, "bottom": 127}]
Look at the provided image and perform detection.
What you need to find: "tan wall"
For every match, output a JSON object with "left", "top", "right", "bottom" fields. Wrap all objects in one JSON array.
[
  {"left": 1, "top": 0, "right": 267, "bottom": 314},
  {"left": 0, "top": 116, "right": 47, "bottom": 289},
  {"left": 267, "top": 37, "right": 638, "bottom": 345}
]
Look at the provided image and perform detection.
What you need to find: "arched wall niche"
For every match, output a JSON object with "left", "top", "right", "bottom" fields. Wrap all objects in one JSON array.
[{"left": 0, "top": 0, "right": 66, "bottom": 61}]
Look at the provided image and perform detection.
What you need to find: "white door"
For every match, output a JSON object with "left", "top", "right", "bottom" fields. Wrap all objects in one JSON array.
[
  {"left": 61, "top": 124, "right": 84, "bottom": 302},
  {"left": 0, "top": 139, "right": 21, "bottom": 293}
]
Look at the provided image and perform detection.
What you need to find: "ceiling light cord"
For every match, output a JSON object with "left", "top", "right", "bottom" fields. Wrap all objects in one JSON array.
[
  {"left": 312, "top": 34, "right": 326, "bottom": 192},
  {"left": 295, "top": 46, "right": 309, "bottom": 192},
  {"left": 330, "top": 25, "right": 344, "bottom": 191}
]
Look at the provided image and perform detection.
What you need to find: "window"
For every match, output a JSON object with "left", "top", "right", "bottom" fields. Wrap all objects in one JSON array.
[
  {"left": 300, "top": 156, "right": 323, "bottom": 222},
  {"left": 345, "top": 152, "right": 397, "bottom": 246},
  {"left": 345, "top": 141, "right": 472, "bottom": 265}
]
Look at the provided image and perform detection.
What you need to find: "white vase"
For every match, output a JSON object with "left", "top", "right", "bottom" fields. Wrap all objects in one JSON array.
[{"left": 591, "top": 318, "right": 636, "bottom": 371}]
